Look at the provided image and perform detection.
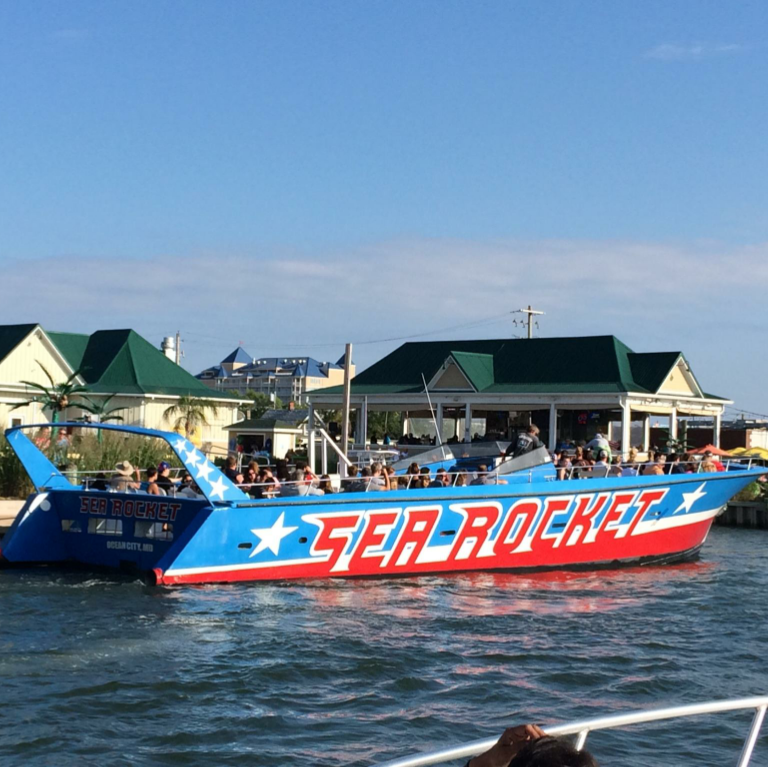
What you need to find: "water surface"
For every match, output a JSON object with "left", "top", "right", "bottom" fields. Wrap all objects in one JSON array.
[{"left": 1, "top": 527, "right": 766, "bottom": 766}]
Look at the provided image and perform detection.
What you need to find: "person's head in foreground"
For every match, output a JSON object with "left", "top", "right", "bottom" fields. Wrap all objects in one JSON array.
[{"left": 468, "top": 724, "right": 597, "bottom": 767}]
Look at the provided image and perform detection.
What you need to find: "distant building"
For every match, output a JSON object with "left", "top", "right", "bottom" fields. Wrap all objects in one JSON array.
[
  {"left": 0, "top": 324, "right": 246, "bottom": 451},
  {"left": 307, "top": 334, "right": 731, "bottom": 455},
  {"left": 197, "top": 348, "right": 354, "bottom": 405},
  {"left": 224, "top": 408, "right": 309, "bottom": 458}
]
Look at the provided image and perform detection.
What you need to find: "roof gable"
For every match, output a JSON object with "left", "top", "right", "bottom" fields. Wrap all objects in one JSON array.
[
  {"left": 221, "top": 347, "right": 252, "bottom": 365},
  {"left": 46, "top": 331, "right": 90, "bottom": 371},
  {"left": 0, "top": 324, "right": 38, "bottom": 365}
]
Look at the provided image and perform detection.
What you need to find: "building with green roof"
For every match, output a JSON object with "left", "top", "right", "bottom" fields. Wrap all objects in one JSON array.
[
  {"left": 306, "top": 335, "right": 730, "bottom": 456},
  {"left": 0, "top": 324, "right": 246, "bottom": 451}
]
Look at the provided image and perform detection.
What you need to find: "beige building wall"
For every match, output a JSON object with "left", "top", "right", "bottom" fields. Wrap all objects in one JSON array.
[{"left": 0, "top": 328, "right": 74, "bottom": 431}]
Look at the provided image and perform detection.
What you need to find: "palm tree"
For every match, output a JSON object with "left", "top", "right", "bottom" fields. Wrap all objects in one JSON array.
[
  {"left": 162, "top": 396, "right": 219, "bottom": 440},
  {"left": 12, "top": 362, "right": 98, "bottom": 432},
  {"left": 80, "top": 394, "right": 126, "bottom": 442}
]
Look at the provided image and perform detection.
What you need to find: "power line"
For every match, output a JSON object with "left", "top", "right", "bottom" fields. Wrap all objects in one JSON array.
[{"left": 182, "top": 311, "right": 516, "bottom": 351}]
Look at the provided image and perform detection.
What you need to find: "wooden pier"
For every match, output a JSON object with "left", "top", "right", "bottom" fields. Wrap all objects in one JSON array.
[{"left": 716, "top": 501, "right": 768, "bottom": 530}]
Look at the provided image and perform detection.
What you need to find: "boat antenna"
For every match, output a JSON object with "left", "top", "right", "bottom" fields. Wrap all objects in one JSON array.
[{"left": 421, "top": 373, "right": 447, "bottom": 459}]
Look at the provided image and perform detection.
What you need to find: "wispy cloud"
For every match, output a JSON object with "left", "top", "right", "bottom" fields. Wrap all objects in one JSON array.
[
  {"left": 3, "top": 238, "right": 768, "bottom": 407},
  {"left": 50, "top": 28, "right": 90, "bottom": 43},
  {"left": 644, "top": 42, "right": 746, "bottom": 61}
]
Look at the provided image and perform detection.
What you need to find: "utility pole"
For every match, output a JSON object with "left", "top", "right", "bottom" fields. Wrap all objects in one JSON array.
[
  {"left": 515, "top": 305, "right": 545, "bottom": 338},
  {"left": 175, "top": 331, "right": 182, "bottom": 365},
  {"left": 341, "top": 343, "right": 353, "bottom": 475}
]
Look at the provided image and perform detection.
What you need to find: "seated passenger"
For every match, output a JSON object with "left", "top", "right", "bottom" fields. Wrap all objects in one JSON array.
[
  {"left": 110, "top": 461, "right": 140, "bottom": 492},
  {"left": 145, "top": 467, "right": 163, "bottom": 495},
  {"left": 470, "top": 464, "right": 493, "bottom": 485},
  {"left": 281, "top": 469, "right": 324, "bottom": 497},
  {"left": 467, "top": 723, "right": 596, "bottom": 767},
  {"left": 223, "top": 456, "right": 244, "bottom": 485},
  {"left": 703, "top": 450, "right": 725, "bottom": 471},
  {"left": 593, "top": 451, "right": 610, "bottom": 477},
  {"left": 454, "top": 470, "right": 469, "bottom": 487},
  {"left": 156, "top": 461, "right": 178, "bottom": 494},
  {"left": 429, "top": 467, "right": 451, "bottom": 488},
  {"left": 406, "top": 462, "right": 420, "bottom": 489},
  {"left": 318, "top": 474, "right": 335, "bottom": 494},
  {"left": 607, "top": 456, "right": 622, "bottom": 477},
  {"left": 368, "top": 462, "right": 389, "bottom": 491}
]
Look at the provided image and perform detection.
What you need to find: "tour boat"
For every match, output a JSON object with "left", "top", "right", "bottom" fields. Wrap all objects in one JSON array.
[{"left": 1, "top": 423, "right": 764, "bottom": 586}]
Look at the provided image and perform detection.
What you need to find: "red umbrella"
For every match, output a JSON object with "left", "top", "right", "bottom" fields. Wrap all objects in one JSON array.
[{"left": 689, "top": 444, "right": 732, "bottom": 457}]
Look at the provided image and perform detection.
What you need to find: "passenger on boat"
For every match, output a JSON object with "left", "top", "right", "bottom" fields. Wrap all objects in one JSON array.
[
  {"left": 406, "top": 462, "right": 420, "bottom": 488},
  {"left": 621, "top": 459, "right": 639, "bottom": 477},
  {"left": 586, "top": 432, "right": 612, "bottom": 462},
  {"left": 704, "top": 450, "right": 725, "bottom": 472},
  {"left": 418, "top": 467, "right": 432, "bottom": 488},
  {"left": 156, "top": 461, "right": 178, "bottom": 494},
  {"left": 145, "top": 467, "right": 163, "bottom": 495},
  {"left": 701, "top": 459, "right": 718, "bottom": 473},
  {"left": 318, "top": 475, "right": 335, "bottom": 494},
  {"left": 454, "top": 470, "right": 469, "bottom": 487},
  {"left": 505, "top": 424, "right": 543, "bottom": 459},
  {"left": 242, "top": 464, "right": 258, "bottom": 493},
  {"left": 556, "top": 456, "right": 570, "bottom": 481},
  {"left": 429, "top": 467, "right": 451, "bottom": 487},
  {"left": 643, "top": 455, "right": 665, "bottom": 476},
  {"left": 110, "top": 461, "right": 140, "bottom": 492},
  {"left": 281, "top": 468, "right": 324, "bottom": 497},
  {"left": 467, "top": 723, "right": 596, "bottom": 767},
  {"left": 666, "top": 453, "right": 685, "bottom": 474},
  {"left": 608, "top": 456, "right": 622, "bottom": 477},
  {"left": 593, "top": 451, "right": 610, "bottom": 477},
  {"left": 368, "top": 462, "right": 389, "bottom": 491},
  {"left": 470, "top": 465, "right": 493, "bottom": 485},
  {"left": 224, "top": 456, "right": 244, "bottom": 485}
]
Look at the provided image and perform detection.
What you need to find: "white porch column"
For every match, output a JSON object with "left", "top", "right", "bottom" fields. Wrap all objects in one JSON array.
[
  {"left": 713, "top": 410, "right": 722, "bottom": 448},
  {"left": 307, "top": 403, "right": 316, "bottom": 473},
  {"left": 435, "top": 401, "right": 444, "bottom": 444},
  {"left": 621, "top": 400, "right": 632, "bottom": 458},
  {"left": 463, "top": 402, "right": 472, "bottom": 442},
  {"left": 361, "top": 396, "right": 368, "bottom": 446},
  {"left": 669, "top": 407, "right": 678, "bottom": 444},
  {"left": 642, "top": 414, "right": 651, "bottom": 451},
  {"left": 402, "top": 412, "right": 409, "bottom": 440},
  {"left": 548, "top": 402, "right": 557, "bottom": 452}
]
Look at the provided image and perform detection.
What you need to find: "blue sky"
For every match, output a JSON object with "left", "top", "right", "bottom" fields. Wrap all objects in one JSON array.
[{"left": 1, "top": 1, "right": 767, "bottom": 414}]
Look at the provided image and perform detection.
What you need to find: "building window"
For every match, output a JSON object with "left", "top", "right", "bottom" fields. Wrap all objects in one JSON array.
[{"left": 8, "top": 417, "right": 22, "bottom": 429}]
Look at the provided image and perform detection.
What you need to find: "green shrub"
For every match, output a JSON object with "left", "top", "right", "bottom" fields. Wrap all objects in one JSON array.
[
  {"left": 732, "top": 481, "right": 763, "bottom": 503},
  {"left": 0, "top": 431, "right": 177, "bottom": 499}
]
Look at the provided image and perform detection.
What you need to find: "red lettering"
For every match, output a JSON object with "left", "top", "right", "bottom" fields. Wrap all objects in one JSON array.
[
  {"left": 169, "top": 503, "right": 182, "bottom": 522},
  {"left": 627, "top": 489, "right": 668, "bottom": 536},
  {"left": 309, "top": 514, "right": 362, "bottom": 569},
  {"left": 157, "top": 502, "right": 168, "bottom": 521},
  {"left": 387, "top": 507, "right": 440, "bottom": 568},
  {"left": 124, "top": 500, "right": 135, "bottom": 518},
  {"left": 112, "top": 499, "right": 123, "bottom": 517},
  {"left": 598, "top": 492, "right": 640, "bottom": 539},
  {"left": 98, "top": 498, "right": 107, "bottom": 515},
  {"left": 449, "top": 503, "right": 501, "bottom": 562},
  {"left": 560, "top": 493, "right": 611, "bottom": 547},
  {"left": 348, "top": 510, "right": 400, "bottom": 571},
  {"left": 145, "top": 501, "right": 158, "bottom": 520},
  {"left": 79, "top": 497, "right": 89, "bottom": 514},
  {"left": 531, "top": 496, "right": 574, "bottom": 549},
  {"left": 495, "top": 499, "right": 542, "bottom": 556}
]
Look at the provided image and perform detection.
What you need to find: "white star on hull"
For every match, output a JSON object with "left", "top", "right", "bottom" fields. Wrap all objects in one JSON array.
[
  {"left": 673, "top": 482, "right": 708, "bottom": 514},
  {"left": 250, "top": 513, "right": 298, "bottom": 557}
]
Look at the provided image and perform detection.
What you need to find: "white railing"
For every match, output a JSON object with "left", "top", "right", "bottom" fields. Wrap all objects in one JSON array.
[{"left": 380, "top": 696, "right": 768, "bottom": 768}]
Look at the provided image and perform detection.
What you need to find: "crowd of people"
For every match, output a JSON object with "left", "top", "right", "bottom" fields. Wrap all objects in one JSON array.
[{"left": 552, "top": 446, "right": 726, "bottom": 480}]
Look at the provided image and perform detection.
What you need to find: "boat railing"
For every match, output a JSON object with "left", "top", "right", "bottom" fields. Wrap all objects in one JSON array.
[
  {"left": 379, "top": 695, "right": 768, "bottom": 767},
  {"left": 560, "top": 456, "right": 756, "bottom": 481}
]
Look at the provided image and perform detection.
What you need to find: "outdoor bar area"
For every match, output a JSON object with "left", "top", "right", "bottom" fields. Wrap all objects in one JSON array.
[{"left": 306, "top": 335, "right": 730, "bottom": 467}]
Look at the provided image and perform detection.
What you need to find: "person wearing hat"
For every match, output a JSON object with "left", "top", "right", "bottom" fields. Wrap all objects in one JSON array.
[
  {"left": 156, "top": 461, "right": 178, "bottom": 494},
  {"left": 110, "top": 461, "right": 140, "bottom": 492}
]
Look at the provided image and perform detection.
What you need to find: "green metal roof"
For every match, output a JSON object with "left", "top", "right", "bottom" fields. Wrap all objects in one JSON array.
[
  {"left": 0, "top": 324, "right": 38, "bottom": 365},
  {"left": 46, "top": 331, "right": 90, "bottom": 371},
  {"left": 450, "top": 351, "right": 495, "bottom": 391},
  {"left": 310, "top": 335, "right": 718, "bottom": 399},
  {"left": 224, "top": 418, "right": 302, "bottom": 431},
  {"left": 74, "top": 330, "right": 241, "bottom": 399},
  {"left": 0, "top": 323, "right": 240, "bottom": 400}
]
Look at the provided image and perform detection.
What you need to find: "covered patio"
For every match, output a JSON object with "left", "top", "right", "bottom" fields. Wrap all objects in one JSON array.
[{"left": 306, "top": 335, "right": 730, "bottom": 461}]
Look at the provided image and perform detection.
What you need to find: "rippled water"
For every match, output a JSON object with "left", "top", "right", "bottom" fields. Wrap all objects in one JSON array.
[{"left": 1, "top": 527, "right": 767, "bottom": 767}]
